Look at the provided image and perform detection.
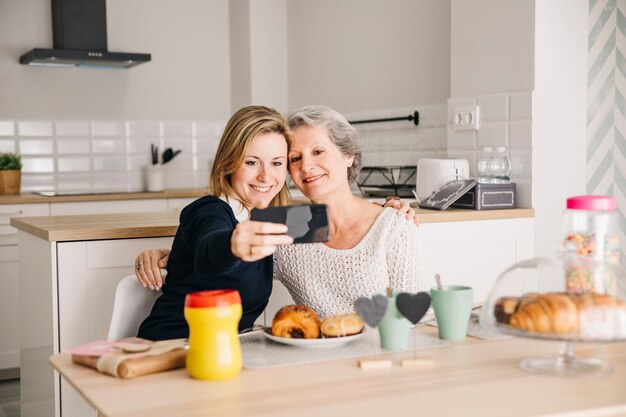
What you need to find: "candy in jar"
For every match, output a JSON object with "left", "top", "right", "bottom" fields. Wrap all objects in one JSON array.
[{"left": 562, "top": 195, "right": 619, "bottom": 295}]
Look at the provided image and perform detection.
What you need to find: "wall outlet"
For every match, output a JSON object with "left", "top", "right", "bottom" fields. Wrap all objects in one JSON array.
[{"left": 452, "top": 105, "right": 480, "bottom": 131}]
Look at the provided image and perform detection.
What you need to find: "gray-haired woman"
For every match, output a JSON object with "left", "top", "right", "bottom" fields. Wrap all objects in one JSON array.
[{"left": 273, "top": 105, "right": 423, "bottom": 317}]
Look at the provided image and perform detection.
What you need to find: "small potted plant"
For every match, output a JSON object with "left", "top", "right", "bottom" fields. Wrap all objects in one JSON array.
[{"left": 0, "top": 152, "right": 22, "bottom": 195}]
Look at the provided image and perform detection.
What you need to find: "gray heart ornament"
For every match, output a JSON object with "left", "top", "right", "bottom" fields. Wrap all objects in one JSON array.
[
  {"left": 354, "top": 294, "right": 388, "bottom": 328},
  {"left": 396, "top": 292, "right": 431, "bottom": 325}
]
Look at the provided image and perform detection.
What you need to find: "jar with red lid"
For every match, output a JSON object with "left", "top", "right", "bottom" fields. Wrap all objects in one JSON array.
[
  {"left": 562, "top": 195, "right": 619, "bottom": 294},
  {"left": 184, "top": 289, "right": 242, "bottom": 381}
]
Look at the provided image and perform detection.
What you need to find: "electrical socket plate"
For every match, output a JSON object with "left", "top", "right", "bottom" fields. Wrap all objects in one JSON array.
[{"left": 452, "top": 105, "right": 480, "bottom": 131}]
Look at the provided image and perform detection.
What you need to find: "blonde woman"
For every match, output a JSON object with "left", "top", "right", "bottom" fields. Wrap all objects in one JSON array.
[{"left": 137, "top": 106, "right": 294, "bottom": 341}]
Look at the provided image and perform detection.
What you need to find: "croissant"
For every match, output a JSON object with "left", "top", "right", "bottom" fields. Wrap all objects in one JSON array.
[
  {"left": 271, "top": 305, "right": 321, "bottom": 339},
  {"left": 495, "top": 292, "right": 626, "bottom": 339}
]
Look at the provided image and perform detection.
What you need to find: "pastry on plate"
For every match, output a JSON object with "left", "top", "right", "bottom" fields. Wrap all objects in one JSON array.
[
  {"left": 320, "top": 313, "right": 364, "bottom": 338},
  {"left": 272, "top": 305, "right": 321, "bottom": 339},
  {"left": 494, "top": 292, "right": 626, "bottom": 339}
]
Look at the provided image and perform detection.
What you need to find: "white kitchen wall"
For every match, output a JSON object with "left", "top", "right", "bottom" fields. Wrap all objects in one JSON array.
[
  {"left": 287, "top": 0, "right": 450, "bottom": 114},
  {"left": 0, "top": 0, "right": 232, "bottom": 120},
  {"left": 347, "top": 103, "right": 447, "bottom": 169},
  {"left": 533, "top": 0, "right": 588, "bottom": 258},
  {"left": 447, "top": 92, "right": 533, "bottom": 208},
  {"left": 0, "top": 120, "right": 225, "bottom": 192}
]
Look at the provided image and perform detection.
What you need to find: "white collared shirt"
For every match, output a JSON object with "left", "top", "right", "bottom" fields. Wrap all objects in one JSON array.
[{"left": 219, "top": 195, "right": 250, "bottom": 223}]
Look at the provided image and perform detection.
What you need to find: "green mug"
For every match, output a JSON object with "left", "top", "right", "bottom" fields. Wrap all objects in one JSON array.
[
  {"left": 430, "top": 285, "right": 473, "bottom": 341},
  {"left": 378, "top": 292, "right": 412, "bottom": 350}
]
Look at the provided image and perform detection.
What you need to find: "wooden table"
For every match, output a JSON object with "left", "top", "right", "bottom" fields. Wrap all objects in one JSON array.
[{"left": 48, "top": 327, "right": 626, "bottom": 417}]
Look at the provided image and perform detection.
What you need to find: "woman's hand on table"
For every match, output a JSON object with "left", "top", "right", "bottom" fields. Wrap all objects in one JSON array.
[
  {"left": 381, "top": 199, "right": 419, "bottom": 226},
  {"left": 231, "top": 220, "right": 294, "bottom": 262},
  {"left": 135, "top": 248, "right": 171, "bottom": 290}
]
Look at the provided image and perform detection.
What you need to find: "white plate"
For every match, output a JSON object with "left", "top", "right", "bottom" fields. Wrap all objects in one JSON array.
[{"left": 263, "top": 329, "right": 364, "bottom": 348}]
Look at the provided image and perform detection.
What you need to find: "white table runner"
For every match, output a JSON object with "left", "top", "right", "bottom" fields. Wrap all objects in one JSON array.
[{"left": 240, "top": 328, "right": 448, "bottom": 369}]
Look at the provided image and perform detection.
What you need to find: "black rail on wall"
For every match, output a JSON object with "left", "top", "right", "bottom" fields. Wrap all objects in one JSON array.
[{"left": 348, "top": 111, "right": 419, "bottom": 126}]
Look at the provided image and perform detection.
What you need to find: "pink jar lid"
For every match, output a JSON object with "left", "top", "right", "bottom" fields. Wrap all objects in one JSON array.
[{"left": 566, "top": 195, "right": 616, "bottom": 211}]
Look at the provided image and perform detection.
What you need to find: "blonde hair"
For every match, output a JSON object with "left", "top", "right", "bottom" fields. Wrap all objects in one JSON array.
[{"left": 209, "top": 106, "right": 292, "bottom": 208}]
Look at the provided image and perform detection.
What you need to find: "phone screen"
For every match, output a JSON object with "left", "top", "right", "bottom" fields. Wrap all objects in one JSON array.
[{"left": 250, "top": 204, "right": 330, "bottom": 244}]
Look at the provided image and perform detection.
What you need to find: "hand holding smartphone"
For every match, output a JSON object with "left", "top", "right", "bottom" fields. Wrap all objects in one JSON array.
[{"left": 250, "top": 204, "right": 330, "bottom": 244}]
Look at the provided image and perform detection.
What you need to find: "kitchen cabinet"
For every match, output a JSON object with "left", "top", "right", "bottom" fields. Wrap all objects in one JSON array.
[
  {"left": 0, "top": 203, "right": 48, "bottom": 370},
  {"left": 166, "top": 197, "right": 198, "bottom": 212},
  {"left": 17, "top": 230, "right": 174, "bottom": 417},
  {"left": 0, "top": 194, "right": 198, "bottom": 372}
]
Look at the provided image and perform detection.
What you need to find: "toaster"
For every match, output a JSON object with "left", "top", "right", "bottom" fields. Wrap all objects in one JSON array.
[{"left": 416, "top": 158, "right": 470, "bottom": 200}]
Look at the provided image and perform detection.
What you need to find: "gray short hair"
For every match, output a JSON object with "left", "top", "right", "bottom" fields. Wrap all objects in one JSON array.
[{"left": 287, "top": 105, "right": 363, "bottom": 183}]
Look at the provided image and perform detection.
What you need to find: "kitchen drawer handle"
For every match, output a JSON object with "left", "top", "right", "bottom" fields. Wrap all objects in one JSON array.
[
  {"left": 0, "top": 229, "right": 18, "bottom": 236},
  {"left": 0, "top": 210, "right": 22, "bottom": 216}
]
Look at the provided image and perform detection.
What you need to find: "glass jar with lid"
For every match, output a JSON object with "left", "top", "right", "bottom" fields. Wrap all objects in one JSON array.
[{"left": 562, "top": 195, "right": 619, "bottom": 295}]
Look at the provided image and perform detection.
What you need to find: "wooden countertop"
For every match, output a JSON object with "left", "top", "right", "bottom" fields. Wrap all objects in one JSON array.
[
  {"left": 10, "top": 207, "right": 534, "bottom": 242},
  {"left": 11, "top": 211, "right": 180, "bottom": 242},
  {"left": 0, "top": 189, "right": 208, "bottom": 204},
  {"left": 49, "top": 326, "right": 626, "bottom": 417}
]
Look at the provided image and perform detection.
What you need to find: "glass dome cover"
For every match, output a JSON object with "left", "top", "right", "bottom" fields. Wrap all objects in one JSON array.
[{"left": 481, "top": 254, "right": 626, "bottom": 343}]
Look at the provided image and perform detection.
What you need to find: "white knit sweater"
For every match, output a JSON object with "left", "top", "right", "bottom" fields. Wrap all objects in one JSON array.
[{"left": 274, "top": 208, "right": 423, "bottom": 318}]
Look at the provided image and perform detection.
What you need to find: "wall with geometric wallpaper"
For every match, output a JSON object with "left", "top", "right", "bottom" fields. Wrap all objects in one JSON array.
[{"left": 587, "top": 0, "right": 626, "bottom": 265}]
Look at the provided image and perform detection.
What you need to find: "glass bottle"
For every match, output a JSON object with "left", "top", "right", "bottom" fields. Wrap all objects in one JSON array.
[
  {"left": 490, "top": 146, "right": 511, "bottom": 184},
  {"left": 477, "top": 146, "right": 493, "bottom": 184}
]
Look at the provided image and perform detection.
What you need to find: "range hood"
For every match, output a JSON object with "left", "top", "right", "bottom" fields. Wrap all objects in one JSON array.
[{"left": 20, "top": 0, "right": 150, "bottom": 69}]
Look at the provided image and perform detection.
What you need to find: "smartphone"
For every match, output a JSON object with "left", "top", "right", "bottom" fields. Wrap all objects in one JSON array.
[{"left": 250, "top": 204, "right": 330, "bottom": 244}]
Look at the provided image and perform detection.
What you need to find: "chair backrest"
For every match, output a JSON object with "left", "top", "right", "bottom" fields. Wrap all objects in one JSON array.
[{"left": 107, "top": 275, "right": 162, "bottom": 341}]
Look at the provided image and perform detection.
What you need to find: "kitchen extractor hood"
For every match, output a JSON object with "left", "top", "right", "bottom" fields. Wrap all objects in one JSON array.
[{"left": 19, "top": 0, "right": 150, "bottom": 69}]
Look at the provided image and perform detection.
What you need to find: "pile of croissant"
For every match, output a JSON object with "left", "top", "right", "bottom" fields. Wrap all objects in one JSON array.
[{"left": 495, "top": 292, "right": 626, "bottom": 339}]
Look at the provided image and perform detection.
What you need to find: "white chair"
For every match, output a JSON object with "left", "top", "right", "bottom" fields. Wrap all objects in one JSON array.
[{"left": 107, "top": 274, "right": 162, "bottom": 341}]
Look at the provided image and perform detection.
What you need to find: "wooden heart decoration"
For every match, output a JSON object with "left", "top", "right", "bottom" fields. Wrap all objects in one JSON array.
[
  {"left": 354, "top": 294, "right": 388, "bottom": 328},
  {"left": 396, "top": 292, "right": 431, "bottom": 325}
]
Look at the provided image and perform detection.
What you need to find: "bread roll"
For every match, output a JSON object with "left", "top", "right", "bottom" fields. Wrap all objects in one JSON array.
[
  {"left": 272, "top": 305, "right": 321, "bottom": 339},
  {"left": 320, "top": 313, "right": 364, "bottom": 337},
  {"left": 495, "top": 292, "right": 626, "bottom": 339}
]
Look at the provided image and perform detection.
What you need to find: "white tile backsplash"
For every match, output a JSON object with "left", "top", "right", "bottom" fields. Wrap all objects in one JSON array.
[
  {"left": 194, "top": 121, "right": 224, "bottom": 138},
  {"left": 57, "top": 139, "right": 91, "bottom": 154},
  {"left": 93, "top": 173, "right": 129, "bottom": 190},
  {"left": 0, "top": 140, "right": 16, "bottom": 153},
  {"left": 18, "top": 121, "right": 53, "bottom": 136},
  {"left": 19, "top": 139, "right": 54, "bottom": 155},
  {"left": 7, "top": 98, "right": 531, "bottom": 199},
  {"left": 163, "top": 138, "right": 193, "bottom": 154},
  {"left": 56, "top": 121, "right": 90, "bottom": 137},
  {"left": 477, "top": 94, "right": 509, "bottom": 121},
  {"left": 93, "top": 156, "right": 127, "bottom": 172},
  {"left": 0, "top": 121, "right": 15, "bottom": 136},
  {"left": 447, "top": 129, "right": 475, "bottom": 150},
  {"left": 164, "top": 171, "right": 195, "bottom": 189},
  {"left": 6, "top": 118, "right": 223, "bottom": 192},
  {"left": 509, "top": 121, "right": 532, "bottom": 150},
  {"left": 476, "top": 122, "right": 508, "bottom": 148},
  {"left": 509, "top": 150, "right": 532, "bottom": 178},
  {"left": 58, "top": 157, "right": 91, "bottom": 173},
  {"left": 128, "top": 121, "right": 161, "bottom": 138},
  {"left": 22, "top": 158, "right": 54, "bottom": 173},
  {"left": 163, "top": 121, "right": 193, "bottom": 137},
  {"left": 92, "top": 139, "right": 126, "bottom": 154},
  {"left": 448, "top": 90, "right": 533, "bottom": 207},
  {"left": 510, "top": 92, "right": 532, "bottom": 120},
  {"left": 92, "top": 121, "right": 126, "bottom": 137}
]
